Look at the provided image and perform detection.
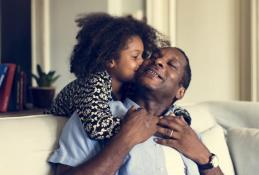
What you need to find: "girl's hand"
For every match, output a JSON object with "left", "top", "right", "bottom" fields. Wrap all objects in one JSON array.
[{"left": 118, "top": 106, "right": 159, "bottom": 147}]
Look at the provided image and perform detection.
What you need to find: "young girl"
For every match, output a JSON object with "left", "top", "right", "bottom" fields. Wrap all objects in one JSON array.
[
  {"left": 47, "top": 13, "right": 191, "bottom": 140},
  {"left": 47, "top": 13, "right": 163, "bottom": 140}
]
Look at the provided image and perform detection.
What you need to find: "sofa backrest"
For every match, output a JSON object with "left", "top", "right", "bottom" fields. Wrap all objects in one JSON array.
[
  {"left": 185, "top": 103, "right": 235, "bottom": 175},
  {"left": 0, "top": 115, "right": 67, "bottom": 175},
  {"left": 201, "top": 101, "right": 259, "bottom": 129},
  {"left": 1, "top": 101, "right": 257, "bottom": 175},
  {"left": 184, "top": 100, "right": 259, "bottom": 175}
]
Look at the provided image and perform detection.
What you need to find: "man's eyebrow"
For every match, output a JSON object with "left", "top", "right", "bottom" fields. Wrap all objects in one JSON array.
[{"left": 170, "top": 56, "right": 180, "bottom": 62}]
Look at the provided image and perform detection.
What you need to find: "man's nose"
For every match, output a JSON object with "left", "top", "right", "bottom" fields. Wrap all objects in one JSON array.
[{"left": 154, "top": 58, "right": 164, "bottom": 68}]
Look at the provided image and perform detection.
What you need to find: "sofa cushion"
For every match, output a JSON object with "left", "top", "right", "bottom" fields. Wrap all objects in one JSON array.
[
  {"left": 0, "top": 115, "right": 67, "bottom": 175},
  {"left": 227, "top": 128, "right": 259, "bottom": 175},
  {"left": 200, "top": 125, "right": 235, "bottom": 175}
]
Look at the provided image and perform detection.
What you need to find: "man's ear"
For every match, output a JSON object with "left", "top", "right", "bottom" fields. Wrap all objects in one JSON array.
[{"left": 175, "top": 86, "right": 186, "bottom": 100}]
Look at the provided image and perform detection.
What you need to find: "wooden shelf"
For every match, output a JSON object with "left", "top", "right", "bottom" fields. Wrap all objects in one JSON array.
[{"left": 0, "top": 108, "right": 45, "bottom": 117}]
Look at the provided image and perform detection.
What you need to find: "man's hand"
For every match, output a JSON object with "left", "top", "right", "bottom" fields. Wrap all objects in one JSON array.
[
  {"left": 155, "top": 115, "right": 224, "bottom": 175},
  {"left": 155, "top": 115, "right": 210, "bottom": 163},
  {"left": 118, "top": 106, "right": 159, "bottom": 147}
]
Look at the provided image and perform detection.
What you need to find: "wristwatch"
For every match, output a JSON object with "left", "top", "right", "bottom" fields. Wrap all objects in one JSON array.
[{"left": 197, "top": 153, "right": 219, "bottom": 170}]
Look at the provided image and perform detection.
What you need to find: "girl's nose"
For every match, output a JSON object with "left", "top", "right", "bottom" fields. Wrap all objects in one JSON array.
[{"left": 138, "top": 57, "right": 144, "bottom": 65}]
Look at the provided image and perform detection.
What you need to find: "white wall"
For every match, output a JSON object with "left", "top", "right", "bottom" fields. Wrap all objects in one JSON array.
[
  {"left": 175, "top": 0, "right": 242, "bottom": 104},
  {"left": 34, "top": 0, "right": 254, "bottom": 103},
  {"left": 49, "top": 0, "right": 108, "bottom": 93},
  {"left": 108, "top": 0, "right": 144, "bottom": 18}
]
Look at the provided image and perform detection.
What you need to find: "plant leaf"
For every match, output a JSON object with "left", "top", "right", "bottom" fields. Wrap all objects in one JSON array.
[
  {"left": 37, "top": 64, "right": 44, "bottom": 77},
  {"left": 48, "top": 71, "right": 55, "bottom": 77},
  {"left": 51, "top": 75, "right": 60, "bottom": 84},
  {"left": 32, "top": 65, "right": 60, "bottom": 87}
]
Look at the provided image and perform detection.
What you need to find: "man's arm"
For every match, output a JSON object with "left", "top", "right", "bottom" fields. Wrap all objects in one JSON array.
[
  {"left": 55, "top": 107, "right": 159, "bottom": 175},
  {"left": 156, "top": 115, "right": 224, "bottom": 175},
  {"left": 56, "top": 132, "right": 135, "bottom": 175}
]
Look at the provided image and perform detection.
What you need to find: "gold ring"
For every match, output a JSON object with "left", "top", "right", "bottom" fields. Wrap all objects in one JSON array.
[{"left": 170, "top": 130, "right": 174, "bottom": 137}]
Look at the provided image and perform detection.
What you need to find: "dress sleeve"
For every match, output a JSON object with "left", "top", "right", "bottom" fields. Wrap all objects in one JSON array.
[
  {"left": 45, "top": 81, "right": 75, "bottom": 117},
  {"left": 76, "top": 71, "right": 121, "bottom": 140},
  {"left": 166, "top": 104, "right": 192, "bottom": 126}
]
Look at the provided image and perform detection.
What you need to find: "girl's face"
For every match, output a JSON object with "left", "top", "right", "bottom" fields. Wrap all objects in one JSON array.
[{"left": 110, "top": 35, "right": 144, "bottom": 82}]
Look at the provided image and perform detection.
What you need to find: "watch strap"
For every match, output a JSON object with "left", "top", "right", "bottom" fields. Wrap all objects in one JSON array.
[{"left": 197, "top": 153, "right": 216, "bottom": 170}]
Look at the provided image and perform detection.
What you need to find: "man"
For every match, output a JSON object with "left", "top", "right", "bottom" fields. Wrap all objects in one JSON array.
[{"left": 49, "top": 47, "right": 223, "bottom": 175}]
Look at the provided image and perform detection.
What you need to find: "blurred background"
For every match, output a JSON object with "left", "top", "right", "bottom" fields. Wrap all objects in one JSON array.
[{"left": 1, "top": 0, "right": 259, "bottom": 105}]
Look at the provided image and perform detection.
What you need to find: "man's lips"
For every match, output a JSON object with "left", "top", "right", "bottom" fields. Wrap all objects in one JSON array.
[{"left": 142, "top": 66, "right": 164, "bottom": 80}]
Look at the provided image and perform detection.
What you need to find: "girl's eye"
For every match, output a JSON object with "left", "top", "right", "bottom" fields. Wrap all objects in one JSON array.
[{"left": 132, "top": 55, "right": 139, "bottom": 59}]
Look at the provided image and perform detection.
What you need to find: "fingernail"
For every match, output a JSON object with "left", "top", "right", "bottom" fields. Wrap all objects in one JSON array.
[
  {"left": 153, "top": 138, "right": 159, "bottom": 142},
  {"left": 136, "top": 107, "right": 142, "bottom": 111}
]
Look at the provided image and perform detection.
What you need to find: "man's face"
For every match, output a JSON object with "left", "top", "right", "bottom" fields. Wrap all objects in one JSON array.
[{"left": 137, "top": 47, "right": 187, "bottom": 100}]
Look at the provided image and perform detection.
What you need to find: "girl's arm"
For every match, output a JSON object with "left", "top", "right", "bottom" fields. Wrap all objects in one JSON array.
[{"left": 76, "top": 71, "right": 120, "bottom": 140}]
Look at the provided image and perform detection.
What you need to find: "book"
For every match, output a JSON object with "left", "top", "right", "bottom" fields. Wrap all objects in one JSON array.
[
  {"left": 19, "top": 71, "right": 26, "bottom": 110},
  {"left": 8, "top": 65, "right": 21, "bottom": 111},
  {"left": 0, "top": 64, "right": 8, "bottom": 88},
  {"left": 8, "top": 67, "right": 28, "bottom": 111},
  {"left": 0, "top": 64, "right": 17, "bottom": 112}
]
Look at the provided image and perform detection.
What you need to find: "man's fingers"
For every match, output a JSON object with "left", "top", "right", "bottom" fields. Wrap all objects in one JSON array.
[
  {"left": 179, "top": 116, "right": 188, "bottom": 125},
  {"left": 160, "top": 116, "right": 187, "bottom": 127},
  {"left": 157, "top": 126, "right": 180, "bottom": 139},
  {"left": 165, "top": 113, "right": 177, "bottom": 118},
  {"left": 153, "top": 137, "right": 177, "bottom": 148},
  {"left": 158, "top": 118, "right": 182, "bottom": 131}
]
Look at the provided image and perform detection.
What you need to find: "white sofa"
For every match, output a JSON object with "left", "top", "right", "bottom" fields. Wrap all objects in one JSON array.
[{"left": 0, "top": 101, "right": 258, "bottom": 175}]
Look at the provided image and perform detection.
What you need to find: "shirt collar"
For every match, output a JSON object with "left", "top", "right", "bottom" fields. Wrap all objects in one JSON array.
[{"left": 123, "top": 98, "right": 176, "bottom": 115}]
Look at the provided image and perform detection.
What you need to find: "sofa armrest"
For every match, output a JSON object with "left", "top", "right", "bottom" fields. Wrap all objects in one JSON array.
[
  {"left": 0, "top": 115, "right": 67, "bottom": 175},
  {"left": 227, "top": 128, "right": 259, "bottom": 175}
]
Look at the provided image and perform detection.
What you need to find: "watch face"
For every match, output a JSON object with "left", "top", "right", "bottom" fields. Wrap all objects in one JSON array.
[{"left": 211, "top": 155, "right": 219, "bottom": 167}]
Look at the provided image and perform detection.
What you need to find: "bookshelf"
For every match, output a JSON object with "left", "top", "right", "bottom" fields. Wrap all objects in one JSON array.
[
  {"left": 0, "top": 108, "right": 45, "bottom": 117},
  {"left": 0, "top": 0, "right": 32, "bottom": 113}
]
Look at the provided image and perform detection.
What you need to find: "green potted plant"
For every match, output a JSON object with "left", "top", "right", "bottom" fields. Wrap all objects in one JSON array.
[{"left": 30, "top": 64, "right": 60, "bottom": 108}]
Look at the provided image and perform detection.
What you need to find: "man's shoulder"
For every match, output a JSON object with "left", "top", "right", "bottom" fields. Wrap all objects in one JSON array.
[
  {"left": 61, "top": 112, "right": 86, "bottom": 136},
  {"left": 108, "top": 100, "right": 130, "bottom": 119}
]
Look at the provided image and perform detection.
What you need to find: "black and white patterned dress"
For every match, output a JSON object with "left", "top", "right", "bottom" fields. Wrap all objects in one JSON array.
[{"left": 47, "top": 71, "right": 120, "bottom": 140}]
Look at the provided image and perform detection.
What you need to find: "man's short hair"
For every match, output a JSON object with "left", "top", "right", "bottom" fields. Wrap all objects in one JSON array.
[{"left": 175, "top": 47, "right": 192, "bottom": 90}]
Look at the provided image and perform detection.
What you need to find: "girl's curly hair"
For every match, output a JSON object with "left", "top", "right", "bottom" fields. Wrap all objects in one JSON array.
[{"left": 70, "top": 12, "right": 169, "bottom": 78}]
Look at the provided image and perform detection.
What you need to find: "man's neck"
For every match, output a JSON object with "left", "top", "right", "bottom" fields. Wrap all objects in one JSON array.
[{"left": 132, "top": 88, "right": 173, "bottom": 116}]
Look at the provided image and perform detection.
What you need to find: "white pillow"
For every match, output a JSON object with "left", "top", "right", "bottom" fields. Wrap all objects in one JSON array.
[
  {"left": 200, "top": 125, "right": 235, "bottom": 175},
  {"left": 227, "top": 128, "right": 259, "bottom": 175}
]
